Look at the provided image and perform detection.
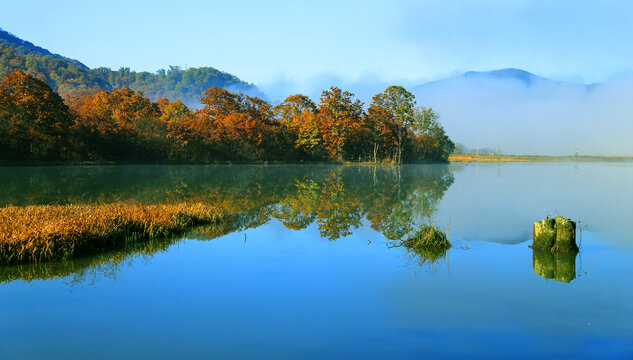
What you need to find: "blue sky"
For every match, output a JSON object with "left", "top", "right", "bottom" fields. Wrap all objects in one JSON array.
[{"left": 1, "top": 0, "right": 632, "bottom": 85}]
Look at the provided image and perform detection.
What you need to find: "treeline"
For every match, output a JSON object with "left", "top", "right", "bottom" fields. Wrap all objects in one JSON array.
[
  {"left": 0, "top": 28, "right": 258, "bottom": 104},
  {"left": 0, "top": 70, "right": 454, "bottom": 163},
  {"left": 92, "top": 66, "right": 260, "bottom": 106}
]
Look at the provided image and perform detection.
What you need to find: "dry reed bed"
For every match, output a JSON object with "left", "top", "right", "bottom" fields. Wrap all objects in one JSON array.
[{"left": 0, "top": 202, "right": 229, "bottom": 264}]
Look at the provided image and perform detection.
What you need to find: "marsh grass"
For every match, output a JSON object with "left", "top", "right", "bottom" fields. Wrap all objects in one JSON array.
[
  {"left": 0, "top": 202, "right": 229, "bottom": 264},
  {"left": 389, "top": 224, "right": 453, "bottom": 273}
]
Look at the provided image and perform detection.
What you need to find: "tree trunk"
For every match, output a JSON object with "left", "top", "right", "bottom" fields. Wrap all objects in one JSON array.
[{"left": 373, "top": 142, "right": 378, "bottom": 163}]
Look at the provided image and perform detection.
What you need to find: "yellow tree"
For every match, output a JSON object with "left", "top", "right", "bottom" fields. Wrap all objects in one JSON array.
[{"left": 274, "top": 94, "right": 321, "bottom": 158}]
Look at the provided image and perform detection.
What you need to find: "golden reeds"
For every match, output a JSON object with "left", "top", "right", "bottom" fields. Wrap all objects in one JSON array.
[{"left": 0, "top": 202, "right": 229, "bottom": 264}]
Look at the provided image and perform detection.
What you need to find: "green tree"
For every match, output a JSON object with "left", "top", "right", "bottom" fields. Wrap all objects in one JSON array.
[
  {"left": 370, "top": 86, "right": 416, "bottom": 164},
  {"left": 412, "top": 106, "right": 454, "bottom": 162}
]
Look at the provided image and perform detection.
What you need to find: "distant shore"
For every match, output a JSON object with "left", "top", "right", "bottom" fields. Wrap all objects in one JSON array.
[{"left": 449, "top": 154, "right": 633, "bottom": 162}]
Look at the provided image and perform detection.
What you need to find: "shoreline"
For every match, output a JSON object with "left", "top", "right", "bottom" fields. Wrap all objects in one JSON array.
[
  {"left": 449, "top": 154, "right": 633, "bottom": 162},
  {"left": 1, "top": 155, "right": 632, "bottom": 167}
]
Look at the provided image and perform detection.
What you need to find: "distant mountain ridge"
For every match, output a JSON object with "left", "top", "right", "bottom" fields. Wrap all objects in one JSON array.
[
  {"left": 463, "top": 68, "right": 546, "bottom": 85},
  {"left": 417, "top": 67, "right": 594, "bottom": 90},
  {"left": 0, "top": 27, "right": 261, "bottom": 106}
]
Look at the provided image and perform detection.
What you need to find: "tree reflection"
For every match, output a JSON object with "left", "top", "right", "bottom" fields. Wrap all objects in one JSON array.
[{"left": 0, "top": 164, "right": 455, "bottom": 283}]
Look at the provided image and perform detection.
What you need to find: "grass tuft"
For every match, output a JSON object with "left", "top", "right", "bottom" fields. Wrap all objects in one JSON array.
[{"left": 404, "top": 224, "right": 452, "bottom": 250}]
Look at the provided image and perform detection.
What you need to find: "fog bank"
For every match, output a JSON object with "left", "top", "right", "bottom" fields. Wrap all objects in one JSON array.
[{"left": 413, "top": 74, "right": 633, "bottom": 156}]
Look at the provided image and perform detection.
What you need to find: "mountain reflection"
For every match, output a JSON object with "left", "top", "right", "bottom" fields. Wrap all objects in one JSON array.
[{"left": 0, "top": 165, "right": 455, "bottom": 283}]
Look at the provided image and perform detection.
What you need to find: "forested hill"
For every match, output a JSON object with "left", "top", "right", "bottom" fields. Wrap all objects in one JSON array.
[
  {"left": 90, "top": 66, "right": 263, "bottom": 107},
  {"left": 0, "top": 28, "right": 260, "bottom": 106},
  {"left": 0, "top": 28, "right": 110, "bottom": 94}
]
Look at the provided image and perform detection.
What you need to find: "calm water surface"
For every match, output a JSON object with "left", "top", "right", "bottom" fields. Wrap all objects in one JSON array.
[{"left": 1, "top": 163, "right": 632, "bottom": 359}]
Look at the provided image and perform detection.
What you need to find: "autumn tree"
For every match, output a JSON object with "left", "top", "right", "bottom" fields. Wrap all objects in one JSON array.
[
  {"left": 274, "top": 94, "right": 322, "bottom": 159},
  {"left": 157, "top": 98, "right": 191, "bottom": 122},
  {"left": 0, "top": 70, "right": 74, "bottom": 161},
  {"left": 316, "top": 87, "right": 364, "bottom": 161},
  {"left": 181, "top": 87, "right": 282, "bottom": 161},
  {"left": 69, "top": 87, "right": 163, "bottom": 160}
]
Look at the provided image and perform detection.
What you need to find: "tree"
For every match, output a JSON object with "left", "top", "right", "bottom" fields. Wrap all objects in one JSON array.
[
  {"left": 193, "top": 87, "right": 279, "bottom": 161},
  {"left": 274, "top": 94, "right": 321, "bottom": 159},
  {"left": 370, "top": 86, "right": 416, "bottom": 164},
  {"left": 412, "top": 106, "right": 454, "bottom": 162},
  {"left": 157, "top": 98, "right": 191, "bottom": 122},
  {"left": 0, "top": 70, "right": 73, "bottom": 161},
  {"left": 69, "top": 87, "right": 162, "bottom": 160},
  {"left": 316, "top": 87, "right": 364, "bottom": 161},
  {"left": 366, "top": 97, "right": 397, "bottom": 163}
]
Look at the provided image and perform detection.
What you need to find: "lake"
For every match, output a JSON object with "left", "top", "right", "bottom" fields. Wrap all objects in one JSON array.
[{"left": 1, "top": 163, "right": 632, "bottom": 359}]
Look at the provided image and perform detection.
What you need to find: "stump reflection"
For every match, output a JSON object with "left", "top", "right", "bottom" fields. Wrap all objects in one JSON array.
[{"left": 532, "top": 249, "right": 578, "bottom": 283}]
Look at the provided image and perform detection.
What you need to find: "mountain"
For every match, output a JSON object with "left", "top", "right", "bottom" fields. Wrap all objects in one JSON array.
[
  {"left": 0, "top": 28, "right": 110, "bottom": 94},
  {"left": 464, "top": 68, "right": 548, "bottom": 86},
  {"left": 417, "top": 68, "right": 592, "bottom": 90},
  {"left": 0, "top": 27, "right": 88, "bottom": 68},
  {"left": 0, "top": 28, "right": 260, "bottom": 106}
]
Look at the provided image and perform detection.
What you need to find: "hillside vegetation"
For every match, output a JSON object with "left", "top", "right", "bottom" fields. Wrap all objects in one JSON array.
[{"left": 0, "top": 28, "right": 257, "bottom": 105}]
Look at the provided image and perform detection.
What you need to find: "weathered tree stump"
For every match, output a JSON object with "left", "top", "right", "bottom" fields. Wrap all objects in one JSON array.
[
  {"left": 553, "top": 217, "right": 578, "bottom": 253},
  {"left": 532, "top": 218, "right": 556, "bottom": 250},
  {"left": 532, "top": 216, "right": 578, "bottom": 253}
]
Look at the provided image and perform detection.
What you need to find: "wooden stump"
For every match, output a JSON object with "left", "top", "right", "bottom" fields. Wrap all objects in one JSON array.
[
  {"left": 532, "top": 216, "right": 578, "bottom": 253},
  {"left": 553, "top": 216, "right": 578, "bottom": 253},
  {"left": 532, "top": 218, "right": 556, "bottom": 250}
]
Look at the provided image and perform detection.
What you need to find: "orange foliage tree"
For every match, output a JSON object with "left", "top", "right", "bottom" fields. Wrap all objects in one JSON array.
[
  {"left": 167, "top": 87, "right": 287, "bottom": 161},
  {"left": 0, "top": 70, "right": 74, "bottom": 161},
  {"left": 315, "top": 87, "right": 364, "bottom": 161},
  {"left": 68, "top": 87, "right": 164, "bottom": 160}
]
